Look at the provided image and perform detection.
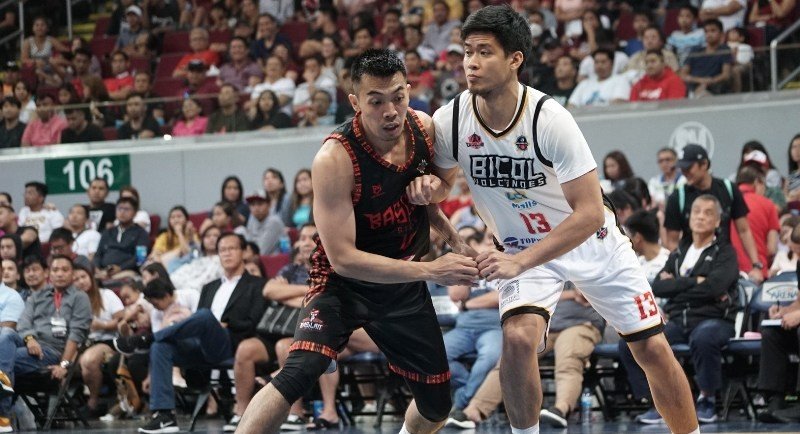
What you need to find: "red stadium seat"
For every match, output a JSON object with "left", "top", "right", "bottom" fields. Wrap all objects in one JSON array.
[
  {"left": 40, "top": 242, "right": 50, "bottom": 259},
  {"left": 152, "top": 78, "right": 184, "bottom": 98},
  {"left": 615, "top": 11, "right": 636, "bottom": 41},
  {"left": 130, "top": 56, "right": 150, "bottom": 75},
  {"left": 189, "top": 212, "right": 208, "bottom": 232},
  {"left": 209, "top": 29, "right": 232, "bottom": 45},
  {"left": 93, "top": 16, "right": 111, "bottom": 39},
  {"left": 102, "top": 127, "right": 118, "bottom": 141},
  {"left": 280, "top": 21, "right": 310, "bottom": 50},
  {"left": 162, "top": 31, "right": 191, "bottom": 53},
  {"left": 662, "top": 8, "right": 681, "bottom": 37},
  {"left": 260, "top": 253, "right": 291, "bottom": 279},
  {"left": 287, "top": 227, "right": 299, "bottom": 245},
  {"left": 155, "top": 53, "right": 186, "bottom": 78},
  {"left": 90, "top": 36, "right": 118, "bottom": 59},
  {"left": 149, "top": 214, "right": 161, "bottom": 240},
  {"left": 747, "top": 26, "right": 766, "bottom": 47}
]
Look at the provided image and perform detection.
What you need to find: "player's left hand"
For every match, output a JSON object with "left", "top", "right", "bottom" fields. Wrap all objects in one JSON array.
[
  {"left": 406, "top": 174, "right": 440, "bottom": 205},
  {"left": 476, "top": 251, "right": 524, "bottom": 281}
]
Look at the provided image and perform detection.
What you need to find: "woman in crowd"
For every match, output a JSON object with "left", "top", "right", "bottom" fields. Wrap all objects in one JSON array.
[
  {"left": 21, "top": 16, "right": 68, "bottom": 66},
  {"left": 75, "top": 263, "right": 125, "bottom": 416},
  {"left": 150, "top": 206, "right": 199, "bottom": 271},
  {"left": 263, "top": 168, "right": 292, "bottom": 225},
  {"left": 170, "top": 225, "right": 224, "bottom": 293},
  {"left": 14, "top": 80, "right": 38, "bottom": 124},
  {"left": 250, "top": 55, "right": 296, "bottom": 115},
  {"left": 0, "top": 235, "right": 22, "bottom": 264},
  {"left": 786, "top": 134, "right": 800, "bottom": 201},
  {"left": 249, "top": 90, "right": 292, "bottom": 130},
  {"left": 172, "top": 98, "right": 208, "bottom": 137},
  {"left": 321, "top": 36, "right": 345, "bottom": 82},
  {"left": 56, "top": 83, "right": 79, "bottom": 118},
  {"left": 603, "top": 150, "right": 635, "bottom": 191},
  {"left": 82, "top": 75, "right": 114, "bottom": 127},
  {"left": 772, "top": 221, "right": 800, "bottom": 275},
  {"left": 1, "top": 259, "right": 24, "bottom": 299},
  {"left": 287, "top": 169, "right": 313, "bottom": 228}
]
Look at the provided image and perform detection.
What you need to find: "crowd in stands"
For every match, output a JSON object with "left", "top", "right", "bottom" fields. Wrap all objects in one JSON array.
[{"left": 1, "top": 0, "right": 799, "bottom": 148}]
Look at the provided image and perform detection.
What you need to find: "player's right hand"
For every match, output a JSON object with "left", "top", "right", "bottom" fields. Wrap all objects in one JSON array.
[
  {"left": 406, "top": 174, "right": 439, "bottom": 205},
  {"left": 427, "top": 253, "right": 479, "bottom": 286}
]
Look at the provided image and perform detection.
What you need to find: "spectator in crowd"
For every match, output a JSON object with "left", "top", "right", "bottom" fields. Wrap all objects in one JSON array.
[
  {"left": 66, "top": 37, "right": 103, "bottom": 77},
  {"left": 86, "top": 178, "right": 116, "bottom": 231},
  {"left": 729, "top": 165, "right": 780, "bottom": 277},
  {"left": 21, "top": 255, "right": 47, "bottom": 293},
  {"left": 114, "top": 233, "right": 266, "bottom": 433},
  {"left": 630, "top": 50, "right": 687, "bottom": 101},
  {"left": 422, "top": 1, "right": 462, "bottom": 54},
  {"left": 568, "top": 49, "right": 631, "bottom": 108},
  {"left": 0, "top": 96, "right": 24, "bottom": 148},
  {"left": 296, "top": 89, "right": 335, "bottom": 128},
  {"left": 257, "top": 0, "right": 294, "bottom": 24},
  {"left": 539, "top": 56, "right": 577, "bottom": 107},
  {"left": 83, "top": 76, "right": 114, "bottom": 128},
  {"left": 206, "top": 84, "right": 251, "bottom": 133},
  {"left": 217, "top": 175, "right": 250, "bottom": 222},
  {"left": 602, "top": 150, "right": 635, "bottom": 191},
  {"left": 250, "top": 13, "right": 290, "bottom": 64},
  {"left": 403, "top": 25, "right": 437, "bottom": 65},
  {"left": 244, "top": 192, "right": 284, "bottom": 255},
  {"left": 74, "top": 262, "right": 124, "bottom": 416},
  {"left": 668, "top": 5, "right": 706, "bottom": 67},
  {"left": 726, "top": 27, "right": 754, "bottom": 93},
  {"left": 169, "top": 226, "right": 223, "bottom": 293},
  {"left": 93, "top": 197, "right": 150, "bottom": 279},
  {"left": 0, "top": 192, "right": 9, "bottom": 206},
  {"left": 1, "top": 62, "right": 18, "bottom": 96},
  {"left": 118, "top": 185, "right": 151, "bottom": 234},
  {"left": 144, "top": 0, "right": 180, "bottom": 36},
  {"left": 286, "top": 169, "right": 312, "bottom": 228},
  {"left": 13, "top": 80, "right": 36, "bottom": 124},
  {"left": 150, "top": 206, "right": 198, "bottom": 269},
  {"left": 648, "top": 147, "right": 686, "bottom": 210},
  {"left": 624, "top": 9, "right": 654, "bottom": 56},
  {"left": 608, "top": 189, "right": 642, "bottom": 224},
  {"left": 206, "top": 2, "right": 231, "bottom": 31},
  {"left": 263, "top": 168, "right": 292, "bottom": 225},
  {"left": 65, "top": 48, "right": 94, "bottom": 98},
  {"left": 0, "top": 235, "right": 21, "bottom": 266},
  {"left": 219, "top": 37, "right": 264, "bottom": 92},
  {"left": 201, "top": 202, "right": 247, "bottom": 238},
  {"left": 65, "top": 204, "right": 101, "bottom": 260},
  {"left": 132, "top": 72, "right": 165, "bottom": 124},
  {"left": 680, "top": 19, "right": 732, "bottom": 97},
  {"left": 48, "top": 227, "right": 90, "bottom": 269},
  {"left": 60, "top": 108, "right": 105, "bottom": 144},
  {"left": 625, "top": 26, "right": 680, "bottom": 79},
  {"left": 309, "top": 7, "right": 340, "bottom": 44},
  {"left": 0, "top": 206, "right": 39, "bottom": 259},
  {"left": 115, "top": 6, "right": 146, "bottom": 53},
  {"left": 107, "top": 0, "right": 134, "bottom": 36},
  {"left": 118, "top": 93, "right": 161, "bottom": 140},
  {"left": 664, "top": 144, "right": 764, "bottom": 284},
  {"left": 343, "top": 25, "right": 375, "bottom": 59},
  {"left": 17, "top": 181, "right": 63, "bottom": 243},
  {"left": 104, "top": 51, "right": 135, "bottom": 101},
  {"left": 573, "top": 10, "right": 623, "bottom": 80},
  {"left": 748, "top": 0, "right": 796, "bottom": 41},
  {"left": 172, "top": 98, "right": 209, "bottom": 137},
  {"left": 20, "top": 16, "right": 68, "bottom": 67},
  {"left": 621, "top": 194, "right": 739, "bottom": 425},
  {"left": 292, "top": 55, "right": 336, "bottom": 119},
  {"left": 700, "top": 0, "right": 747, "bottom": 31},
  {"left": 179, "top": 60, "right": 220, "bottom": 116},
  {"left": 736, "top": 143, "right": 784, "bottom": 206},
  {"left": 1, "top": 258, "right": 24, "bottom": 300},
  {"left": 321, "top": 36, "right": 345, "bottom": 82},
  {"left": 55, "top": 83, "right": 79, "bottom": 119},
  {"left": 377, "top": 8, "right": 404, "bottom": 50},
  {"left": 626, "top": 210, "right": 672, "bottom": 283},
  {"left": 20, "top": 94, "right": 67, "bottom": 147},
  {"left": 250, "top": 55, "right": 296, "bottom": 115},
  {"left": 787, "top": 134, "right": 800, "bottom": 201},
  {"left": 404, "top": 50, "right": 435, "bottom": 113},
  {"left": 442, "top": 230, "right": 501, "bottom": 426},
  {"left": 248, "top": 89, "right": 292, "bottom": 130},
  {"left": 173, "top": 27, "right": 222, "bottom": 78},
  {"left": 771, "top": 219, "right": 800, "bottom": 275}
]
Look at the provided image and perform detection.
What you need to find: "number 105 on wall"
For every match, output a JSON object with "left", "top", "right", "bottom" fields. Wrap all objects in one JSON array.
[{"left": 44, "top": 155, "right": 131, "bottom": 194}]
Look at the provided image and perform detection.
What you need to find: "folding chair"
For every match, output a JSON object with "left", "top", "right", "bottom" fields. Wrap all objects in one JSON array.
[{"left": 187, "top": 359, "right": 236, "bottom": 432}]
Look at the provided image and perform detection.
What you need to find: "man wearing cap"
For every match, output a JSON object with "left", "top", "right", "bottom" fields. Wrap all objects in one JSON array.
[
  {"left": 729, "top": 163, "right": 780, "bottom": 277},
  {"left": 115, "top": 5, "right": 146, "bottom": 53},
  {"left": 664, "top": 143, "right": 764, "bottom": 282},
  {"left": 244, "top": 192, "right": 285, "bottom": 256},
  {"left": 0, "top": 96, "right": 25, "bottom": 148},
  {"left": 172, "top": 27, "right": 221, "bottom": 78},
  {"left": 175, "top": 60, "right": 219, "bottom": 118}
]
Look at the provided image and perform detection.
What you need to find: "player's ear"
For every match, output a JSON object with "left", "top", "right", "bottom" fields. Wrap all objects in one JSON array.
[
  {"left": 348, "top": 93, "right": 359, "bottom": 113},
  {"left": 509, "top": 50, "right": 524, "bottom": 72}
]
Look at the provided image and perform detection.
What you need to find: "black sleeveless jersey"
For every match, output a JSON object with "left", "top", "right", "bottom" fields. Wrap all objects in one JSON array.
[{"left": 309, "top": 109, "right": 433, "bottom": 294}]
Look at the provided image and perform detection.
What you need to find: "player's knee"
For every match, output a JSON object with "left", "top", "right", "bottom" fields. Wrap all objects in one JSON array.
[
  {"left": 502, "top": 317, "right": 543, "bottom": 354},
  {"left": 271, "top": 350, "right": 331, "bottom": 404},
  {"left": 414, "top": 383, "right": 452, "bottom": 422},
  {"left": 628, "top": 334, "right": 672, "bottom": 367}
]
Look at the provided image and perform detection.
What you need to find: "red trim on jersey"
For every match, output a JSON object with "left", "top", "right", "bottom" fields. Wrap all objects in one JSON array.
[
  {"left": 289, "top": 340, "right": 338, "bottom": 360},
  {"left": 326, "top": 132, "right": 362, "bottom": 205},
  {"left": 388, "top": 363, "right": 451, "bottom": 384},
  {"left": 307, "top": 234, "right": 331, "bottom": 300},
  {"left": 352, "top": 111, "right": 417, "bottom": 172},
  {"left": 408, "top": 109, "right": 434, "bottom": 161}
]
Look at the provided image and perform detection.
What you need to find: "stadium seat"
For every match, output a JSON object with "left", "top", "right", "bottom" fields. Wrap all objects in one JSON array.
[
  {"left": 280, "top": 21, "right": 310, "bottom": 51},
  {"left": 93, "top": 16, "right": 111, "bottom": 39},
  {"left": 102, "top": 127, "right": 118, "bottom": 141},
  {"left": 209, "top": 29, "right": 232, "bottom": 45},
  {"left": 287, "top": 227, "right": 299, "bottom": 245},
  {"left": 747, "top": 26, "right": 767, "bottom": 47},
  {"left": 155, "top": 53, "right": 187, "bottom": 78},
  {"left": 662, "top": 8, "right": 681, "bottom": 38},
  {"left": 260, "top": 253, "right": 291, "bottom": 278},
  {"left": 152, "top": 77, "right": 184, "bottom": 98},
  {"left": 130, "top": 55, "right": 150, "bottom": 75},
  {"left": 149, "top": 214, "right": 161, "bottom": 240},
  {"left": 188, "top": 211, "right": 208, "bottom": 232},
  {"left": 162, "top": 31, "right": 191, "bottom": 54},
  {"left": 89, "top": 36, "right": 117, "bottom": 60},
  {"left": 615, "top": 11, "right": 637, "bottom": 41}
]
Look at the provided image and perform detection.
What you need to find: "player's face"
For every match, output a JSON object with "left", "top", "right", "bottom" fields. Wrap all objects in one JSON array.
[
  {"left": 463, "top": 33, "right": 522, "bottom": 97},
  {"left": 689, "top": 199, "right": 720, "bottom": 235},
  {"left": 350, "top": 72, "right": 410, "bottom": 144}
]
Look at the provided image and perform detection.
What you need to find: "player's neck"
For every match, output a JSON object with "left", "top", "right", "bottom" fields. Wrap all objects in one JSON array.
[
  {"left": 474, "top": 80, "right": 521, "bottom": 131},
  {"left": 363, "top": 122, "right": 407, "bottom": 156}
]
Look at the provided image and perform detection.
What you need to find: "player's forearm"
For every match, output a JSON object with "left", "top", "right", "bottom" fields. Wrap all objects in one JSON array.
[
  {"left": 331, "top": 249, "right": 432, "bottom": 284},
  {"left": 429, "top": 175, "right": 451, "bottom": 203},
  {"left": 515, "top": 208, "right": 603, "bottom": 270},
  {"left": 464, "top": 291, "right": 499, "bottom": 309},
  {"left": 264, "top": 282, "right": 309, "bottom": 301},
  {"left": 427, "top": 205, "right": 470, "bottom": 255}
]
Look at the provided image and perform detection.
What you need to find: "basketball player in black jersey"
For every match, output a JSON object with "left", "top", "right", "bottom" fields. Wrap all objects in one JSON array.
[{"left": 236, "top": 50, "right": 479, "bottom": 434}]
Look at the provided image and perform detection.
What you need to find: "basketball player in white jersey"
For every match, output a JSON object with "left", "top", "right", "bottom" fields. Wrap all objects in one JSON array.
[{"left": 407, "top": 5, "right": 700, "bottom": 434}]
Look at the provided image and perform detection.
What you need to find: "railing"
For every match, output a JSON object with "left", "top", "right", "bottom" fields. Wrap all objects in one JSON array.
[
  {"left": 0, "top": 0, "right": 24, "bottom": 53},
  {"left": 771, "top": 18, "right": 800, "bottom": 91}
]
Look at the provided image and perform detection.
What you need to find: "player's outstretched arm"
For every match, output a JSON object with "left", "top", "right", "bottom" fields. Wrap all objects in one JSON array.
[
  {"left": 425, "top": 205, "right": 478, "bottom": 258},
  {"left": 313, "top": 140, "right": 479, "bottom": 287}
]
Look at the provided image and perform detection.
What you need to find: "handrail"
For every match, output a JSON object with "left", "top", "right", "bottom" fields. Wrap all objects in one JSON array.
[{"left": 770, "top": 18, "right": 800, "bottom": 91}]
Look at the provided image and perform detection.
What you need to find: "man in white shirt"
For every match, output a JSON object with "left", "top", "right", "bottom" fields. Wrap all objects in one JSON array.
[
  {"left": 648, "top": 148, "right": 686, "bottom": 210},
  {"left": 291, "top": 55, "right": 336, "bottom": 119},
  {"left": 17, "top": 182, "right": 64, "bottom": 243},
  {"left": 568, "top": 48, "right": 631, "bottom": 108},
  {"left": 625, "top": 210, "right": 671, "bottom": 284},
  {"left": 114, "top": 234, "right": 267, "bottom": 434},
  {"left": 64, "top": 204, "right": 102, "bottom": 260},
  {"left": 699, "top": 0, "right": 746, "bottom": 31}
]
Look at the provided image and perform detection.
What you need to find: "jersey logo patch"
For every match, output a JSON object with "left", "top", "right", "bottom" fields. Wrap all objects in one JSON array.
[
  {"left": 596, "top": 227, "right": 608, "bottom": 240},
  {"left": 466, "top": 133, "right": 484, "bottom": 149},
  {"left": 299, "top": 309, "right": 325, "bottom": 331},
  {"left": 515, "top": 135, "right": 528, "bottom": 151},
  {"left": 416, "top": 158, "right": 428, "bottom": 174},
  {"left": 371, "top": 185, "right": 384, "bottom": 198},
  {"left": 470, "top": 156, "right": 547, "bottom": 189}
]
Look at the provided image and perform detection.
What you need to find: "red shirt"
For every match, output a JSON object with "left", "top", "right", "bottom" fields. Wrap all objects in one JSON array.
[
  {"left": 104, "top": 71, "right": 134, "bottom": 93},
  {"left": 629, "top": 67, "right": 686, "bottom": 101},
  {"left": 730, "top": 184, "right": 780, "bottom": 275},
  {"left": 174, "top": 51, "right": 221, "bottom": 74}
]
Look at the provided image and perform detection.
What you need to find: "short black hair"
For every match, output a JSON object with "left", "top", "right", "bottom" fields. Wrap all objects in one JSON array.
[
  {"left": 126, "top": 92, "right": 145, "bottom": 102},
  {"left": 1, "top": 96, "right": 21, "bottom": 109},
  {"left": 679, "top": 4, "right": 698, "bottom": 17},
  {"left": 111, "top": 50, "right": 129, "bottom": 61},
  {"left": 230, "top": 36, "right": 248, "bottom": 47},
  {"left": 736, "top": 164, "right": 766, "bottom": 185},
  {"left": 0, "top": 192, "right": 10, "bottom": 204},
  {"left": 645, "top": 49, "right": 664, "bottom": 59},
  {"left": 64, "top": 106, "right": 89, "bottom": 118},
  {"left": 50, "top": 254, "right": 74, "bottom": 269},
  {"left": 461, "top": 4, "right": 534, "bottom": 70},
  {"left": 703, "top": 18, "right": 723, "bottom": 32},
  {"left": 643, "top": 25, "right": 664, "bottom": 42},
  {"left": 245, "top": 241, "right": 260, "bottom": 256},
  {"left": 117, "top": 196, "right": 139, "bottom": 211},
  {"left": 49, "top": 227, "right": 74, "bottom": 245},
  {"left": 216, "top": 232, "right": 246, "bottom": 251},
  {"left": 350, "top": 49, "right": 407, "bottom": 86},
  {"left": 657, "top": 147, "right": 677, "bottom": 157},
  {"left": 633, "top": 8, "right": 654, "bottom": 21},
  {"left": 622, "top": 177, "right": 652, "bottom": 208},
  {"left": 24, "top": 181, "right": 47, "bottom": 197},
  {"left": 144, "top": 278, "right": 175, "bottom": 300},
  {"left": 91, "top": 177, "right": 109, "bottom": 189},
  {"left": 22, "top": 254, "right": 47, "bottom": 270},
  {"left": 592, "top": 47, "right": 615, "bottom": 61},
  {"left": 74, "top": 47, "right": 92, "bottom": 59},
  {"left": 607, "top": 189, "right": 640, "bottom": 212},
  {"left": 625, "top": 210, "right": 660, "bottom": 243}
]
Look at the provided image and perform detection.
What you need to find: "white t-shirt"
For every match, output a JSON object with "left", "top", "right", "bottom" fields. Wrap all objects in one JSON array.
[
  {"left": 568, "top": 74, "right": 631, "bottom": 107},
  {"left": 17, "top": 207, "right": 64, "bottom": 242},
  {"left": 638, "top": 247, "right": 671, "bottom": 283},
  {"left": 251, "top": 77, "right": 297, "bottom": 116},
  {"left": 701, "top": 0, "right": 746, "bottom": 31},
  {"left": 89, "top": 289, "right": 125, "bottom": 342},
  {"left": 578, "top": 51, "right": 629, "bottom": 81},
  {"left": 292, "top": 75, "right": 337, "bottom": 114},
  {"left": 73, "top": 229, "right": 102, "bottom": 257},
  {"left": 433, "top": 85, "right": 597, "bottom": 252},
  {"left": 210, "top": 275, "right": 240, "bottom": 321},
  {"left": 679, "top": 241, "right": 712, "bottom": 277}
]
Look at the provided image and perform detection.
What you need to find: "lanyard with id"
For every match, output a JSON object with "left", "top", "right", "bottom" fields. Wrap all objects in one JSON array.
[{"left": 51, "top": 290, "right": 67, "bottom": 338}]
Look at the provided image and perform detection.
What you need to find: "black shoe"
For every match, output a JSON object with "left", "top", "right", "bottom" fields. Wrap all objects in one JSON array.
[
  {"left": 445, "top": 409, "right": 476, "bottom": 429},
  {"left": 540, "top": 406, "right": 568, "bottom": 428},
  {"left": 138, "top": 411, "right": 179, "bottom": 433},
  {"left": 114, "top": 334, "right": 153, "bottom": 356}
]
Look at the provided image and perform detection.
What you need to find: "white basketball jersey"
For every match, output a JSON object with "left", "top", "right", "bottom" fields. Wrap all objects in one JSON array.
[{"left": 433, "top": 84, "right": 598, "bottom": 253}]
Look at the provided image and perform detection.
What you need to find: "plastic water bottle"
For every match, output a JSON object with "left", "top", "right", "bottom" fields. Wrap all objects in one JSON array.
[
  {"left": 581, "top": 388, "right": 592, "bottom": 425},
  {"left": 279, "top": 235, "right": 291, "bottom": 254},
  {"left": 135, "top": 245, "right": 147, "bottom": 266}
]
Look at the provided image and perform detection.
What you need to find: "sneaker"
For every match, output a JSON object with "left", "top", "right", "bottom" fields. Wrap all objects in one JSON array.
[
  {"left": 138, "top": 411, "right": 179, "bottom": 433},
  {"left": 0, "top": 416, "right": 10, "bottom": 433},
  {"left": 696, "top": 396, "right": 717, "bottom": 423},
  {"left": 445, "top": 409, "right": 477, "bottom": 429},
  {"left": 280, "top": 414, "right": 307, "bottom": 431},
  {"left": 635, "top": 407, "right": 664, "bottom": 424},
  {"left": 0, "top": 370, "right": 13, "bottom": 396},
  {"left": 114, "top": 334, "right": 153, "bottom": 356},
  {"left": 223, "top": 414, "right": 241, "bottom": 432},
  {"left": 540, "top": 406, "right": 568, "bottom": 428}
]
